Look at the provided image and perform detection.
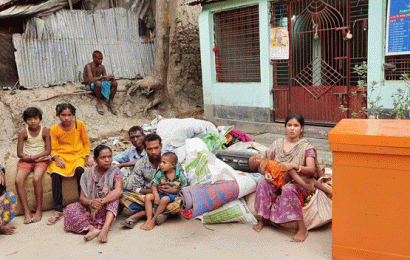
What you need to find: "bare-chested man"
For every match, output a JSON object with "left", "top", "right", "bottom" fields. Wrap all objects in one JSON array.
[{"left": 84, "top": 50, "right": 118, "bottom": 115}]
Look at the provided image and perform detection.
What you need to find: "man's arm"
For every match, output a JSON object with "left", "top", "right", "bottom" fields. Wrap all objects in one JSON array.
[
  {"left": 130, "top": 164, "right": 152, "bottom": 194},
  {"left": 118, "top": 159, "right": 140, "bottom": 169},
  {"left": 113, "top": 149, "right": 131, "bottom": 165},
  {"left": 101, "top": 65, "right": 114, "bottom": 81},
  {"left": 84, "top": 64, "right": 104, "bottom": 85}
]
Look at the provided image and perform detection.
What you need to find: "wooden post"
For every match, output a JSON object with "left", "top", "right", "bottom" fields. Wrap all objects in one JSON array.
[{"left": 68, "top": 0, "right": 73, "bottom": 10}]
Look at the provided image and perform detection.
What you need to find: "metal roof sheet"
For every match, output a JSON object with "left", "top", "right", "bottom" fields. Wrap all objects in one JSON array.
[
  {"left": 186, "top": 0, "right": 227, "bottom": 6},
  {"left": 13, "top": 7, "right": 155, "bottom": 88}
]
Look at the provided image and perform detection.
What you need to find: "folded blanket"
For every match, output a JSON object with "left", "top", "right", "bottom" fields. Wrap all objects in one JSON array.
[{"left": 179, "top": 180, "right": 239, "bottom": 219}]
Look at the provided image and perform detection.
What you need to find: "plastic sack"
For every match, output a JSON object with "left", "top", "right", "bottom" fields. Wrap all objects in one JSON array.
[
  {"left": 202, "top": 130, "right": 226, "bottom": 151},
  {"left": 157, "top": 118, "right": 217, "bottom": 153},
  {"left": 182, "top": 138, "right": 257, "bottom": 198},
  {"left": 196, "top": 198, "right": 257, "bottom": 225}
]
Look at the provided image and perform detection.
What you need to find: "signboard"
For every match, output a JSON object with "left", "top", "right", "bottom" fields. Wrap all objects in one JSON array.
[
  {"left": 386, "top": 0, "right": 410, "bottom": 55},
  {"left": 270, "top": 27, "right": 289, "bottom": 60}
]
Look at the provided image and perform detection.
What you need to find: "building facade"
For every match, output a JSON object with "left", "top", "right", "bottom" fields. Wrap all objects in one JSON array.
[{"left": 195, "top": 0, "right": 410, "bottom": 124}]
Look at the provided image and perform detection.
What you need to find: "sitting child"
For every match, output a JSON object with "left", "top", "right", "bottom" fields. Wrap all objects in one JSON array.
[
  {"left": 140, "top": 152, "right": 187, "bottom": 230},
  {"left": 0, "top": 165, "right": 17, "bottom": 235},
  {"left": 15, "top": 107, "right": 51, "bottom": 224},
  {"left": 249, "top": 154, "right": 332, "bottom": 200}
]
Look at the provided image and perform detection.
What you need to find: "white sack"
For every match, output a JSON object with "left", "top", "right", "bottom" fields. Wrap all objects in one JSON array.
[
  {"left": 182, "top": 138, "right": 257, "bottom": 198},
  {"left": 196, "top": 198, "right": 257, "bottom": 225},
  {"left": 157, "top": 118, "right": 217, "bottom": 153}
]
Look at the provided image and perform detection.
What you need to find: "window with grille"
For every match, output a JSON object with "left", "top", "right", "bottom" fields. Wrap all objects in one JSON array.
[
  {"left": 385, "top": 55, "right": 410, "bottom": 80},
  {"left": 214, "top": 5, "right": 261, "bottom": 82}
]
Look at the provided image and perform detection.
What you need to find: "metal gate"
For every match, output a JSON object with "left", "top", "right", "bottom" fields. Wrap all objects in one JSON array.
[{"left": 271, "top": 0, "right": 368, "bottom": 124}]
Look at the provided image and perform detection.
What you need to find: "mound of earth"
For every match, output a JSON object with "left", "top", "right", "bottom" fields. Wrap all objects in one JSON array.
[{"left": 0, "top": 80, "right": 204, "bottom": 164}]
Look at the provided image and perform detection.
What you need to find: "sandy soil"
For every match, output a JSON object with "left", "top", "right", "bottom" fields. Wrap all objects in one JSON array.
[
  {"left": 0, "top": 82, "right": 332, "bottom": 259},
  {"left": 0, "top": 210, "right": 332, "bottom": 259},
  {"left": 0, "top": 80, "right": 202, "bottom": 165}
]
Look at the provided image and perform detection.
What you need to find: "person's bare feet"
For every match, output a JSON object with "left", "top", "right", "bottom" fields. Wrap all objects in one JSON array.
[
  {"left": 24, "top": 215, "right": 33, "bottom": 224},
  {"left": 108, "top": 102, "right": 117, "bottom": 115},
  {"left": 0, "top": 225, "right": 16, "bottom": 235},
  {"left": 97, "top": 229, "right": 109, "bottom": 243},
  {"left": 32, "top": 211, "right": 42, "bottom": 223},
  {"left": 291, "top": 229, "right": 308, "bottom": 242},
  {"left": 84, "top": 226, "right": 101, "bottom": 242},
  {"left": 140, "top": 221, "right": 148, "bottom": 230},
  {"left": 253, "top": 218, "right": 266, "bottom": 232},
  {"left": 142, "top": 220, "right": 155, "bottom": 231}
]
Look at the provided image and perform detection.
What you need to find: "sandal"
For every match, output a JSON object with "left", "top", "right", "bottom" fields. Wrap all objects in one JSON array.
[
  {"left": 108, "top": 103, "right": 118, "bottom": 115},
  {"left": 47, "top": 212, "right": 63, "bottom": 225},
  {"left": 121, "top": 217, "right": 138, "bottom": 229},
  {"left": 96, "top": 102, "right": 105, "bottom": 115}
]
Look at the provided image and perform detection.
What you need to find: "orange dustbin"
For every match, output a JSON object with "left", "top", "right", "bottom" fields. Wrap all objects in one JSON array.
[{"left": 329, "top": 119, "right": 410, "bottom": 260}]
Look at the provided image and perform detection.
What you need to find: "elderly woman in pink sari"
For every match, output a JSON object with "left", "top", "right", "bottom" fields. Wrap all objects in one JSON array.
[
  {"left": 64, "top": 145, "right": 123, "bottom": 243},
  {"left": 253, "top": 113, "right": 322, "bottom": 242}
]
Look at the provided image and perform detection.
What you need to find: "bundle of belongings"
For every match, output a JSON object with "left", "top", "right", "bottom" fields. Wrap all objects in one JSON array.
[{"left": 144, "top": 117, "right": 333, "bottom": 229}]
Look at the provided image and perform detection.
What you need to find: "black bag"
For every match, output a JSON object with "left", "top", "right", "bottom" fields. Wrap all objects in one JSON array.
[{"left": 213, "top": 150, "right": 258, "bottom": 172}]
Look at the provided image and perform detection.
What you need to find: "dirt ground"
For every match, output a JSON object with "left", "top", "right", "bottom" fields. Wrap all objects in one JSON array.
[
  {"left": 1, "top": 210, "right": 332, "bottom": 259},
  {"left": 0, "top": 80, "right": 203, "bottom": 165},
  {"left": 0, "top": 82, "right": 332, "bottom": 259}
]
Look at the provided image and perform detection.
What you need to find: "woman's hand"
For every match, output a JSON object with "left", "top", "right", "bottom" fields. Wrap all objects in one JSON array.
[
  {"left": 291, "top": 163, "right": 299, "bottom": 171},
  {"left": 91, "top": 198, "right": 103, "bottom": 208},
  {"left": 54, "top": 157, "right": 66, "bottom": 169}
]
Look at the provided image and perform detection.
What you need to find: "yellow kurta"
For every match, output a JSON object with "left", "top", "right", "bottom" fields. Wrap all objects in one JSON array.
[{"left": 48, "top": 120, "right": 90, "bottom": 177}]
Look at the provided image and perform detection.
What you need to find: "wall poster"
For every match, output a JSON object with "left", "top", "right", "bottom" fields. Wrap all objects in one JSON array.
[
  {"left": 386, "top": 0, "right": 410, "bottom": 55},
  {"left": 270, "top": 27, "right": 289, "bottom": 60}
]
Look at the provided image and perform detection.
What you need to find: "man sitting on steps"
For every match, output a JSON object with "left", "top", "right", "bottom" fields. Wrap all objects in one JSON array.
[{"left": 83, "top": 50, "right": 118, "bottom": 115}]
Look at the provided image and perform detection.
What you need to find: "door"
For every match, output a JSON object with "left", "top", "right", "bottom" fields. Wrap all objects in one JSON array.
[{"left": 272, "top": 0, "right": 368, "bottom": 124}]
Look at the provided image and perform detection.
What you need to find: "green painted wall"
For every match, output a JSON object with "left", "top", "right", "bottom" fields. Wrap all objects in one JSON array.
[
  {"left": 368, "top": 0, "right": 408, "bottom": 110},
  {"left": 199, "top": 0, "right": 273, "bottom": 118}
]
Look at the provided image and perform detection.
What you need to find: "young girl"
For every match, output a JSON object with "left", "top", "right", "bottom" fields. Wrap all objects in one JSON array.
[
  {"left": 47, "top": 103, "right": 93, "bottom": 225},
  {"left": 15, "top": 107, "right": 51, "bottom": 224}
]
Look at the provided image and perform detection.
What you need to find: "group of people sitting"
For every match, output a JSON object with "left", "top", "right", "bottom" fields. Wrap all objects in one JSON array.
[{"left": 0, "top": 104, "right": 330, "bottom": 243}]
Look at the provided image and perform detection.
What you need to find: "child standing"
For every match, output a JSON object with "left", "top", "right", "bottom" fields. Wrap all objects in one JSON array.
[
  {"left": 140, "top": 152, "right": 186, "bottom": 230},
  {"left": 47, "top": 103, "right": 93, "bottom": 225},
  {"left": 15, "top": 107, "right": 51, "bottom": 224}
]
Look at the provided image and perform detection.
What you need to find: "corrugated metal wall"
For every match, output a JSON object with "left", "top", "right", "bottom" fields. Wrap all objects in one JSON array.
[{"left": 13, "top": 7, "right": 155, "bottom": 88}]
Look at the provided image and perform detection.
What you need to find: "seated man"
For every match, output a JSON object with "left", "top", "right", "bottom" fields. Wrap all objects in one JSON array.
[
  {"left": 113, "top": 126, "right": 146, "bottom": 188},
  {"left": 83, "top": 50, "right": 118, "bottom": 115},
  {"left": 120, "top": 134, "right": 179, "bottom": 228}
]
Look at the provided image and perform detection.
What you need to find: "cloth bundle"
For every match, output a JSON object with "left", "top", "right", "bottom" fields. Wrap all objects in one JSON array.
[{"left": 179, "top": 180, "right": 239, "bottom": 220}]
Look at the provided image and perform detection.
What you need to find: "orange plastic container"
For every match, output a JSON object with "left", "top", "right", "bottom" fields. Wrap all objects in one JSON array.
[{"left": 329, "top": 119, "right": 410, "bottom": 260}]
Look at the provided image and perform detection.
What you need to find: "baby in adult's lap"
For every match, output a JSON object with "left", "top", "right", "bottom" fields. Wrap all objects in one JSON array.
[{"left": 248, "top": 154, "right": 332, "bottom": 199}]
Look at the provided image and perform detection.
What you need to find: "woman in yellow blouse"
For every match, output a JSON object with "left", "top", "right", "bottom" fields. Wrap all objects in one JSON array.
[{"left": 47, "top": 103, "right": 93, "bottom": 225}]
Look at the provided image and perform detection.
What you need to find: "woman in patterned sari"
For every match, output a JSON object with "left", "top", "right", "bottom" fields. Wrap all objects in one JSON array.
[
  {"left": 64, "top": 145, "right": 123, "bottom": 243},
  {"left": 253, "top": 113, "right": 322, "bottom": 242}
]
